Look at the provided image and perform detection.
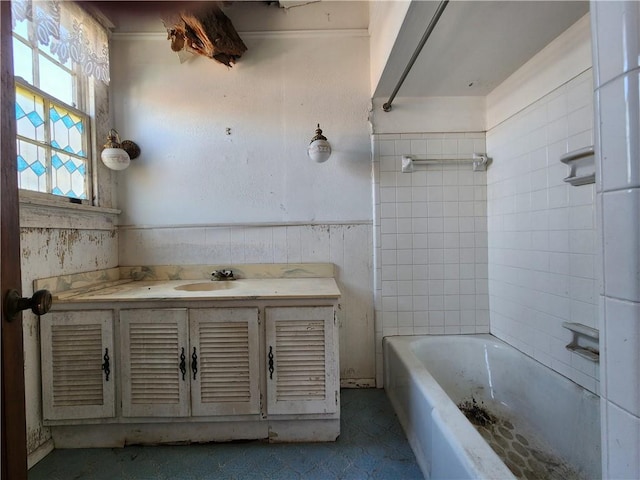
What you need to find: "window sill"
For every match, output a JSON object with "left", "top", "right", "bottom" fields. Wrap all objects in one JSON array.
[{"left": 19, "top": 190, "right": 120, "bottom": 231}]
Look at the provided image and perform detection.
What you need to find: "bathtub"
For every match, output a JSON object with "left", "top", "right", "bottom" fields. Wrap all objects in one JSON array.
[{"left": 383, "top": 335, "right": 600, "bottom": 480}]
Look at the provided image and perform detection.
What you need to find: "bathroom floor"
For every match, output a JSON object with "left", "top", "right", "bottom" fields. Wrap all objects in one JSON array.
[{"left": 28, "top": 388, "right": 423, "bottom": 480}]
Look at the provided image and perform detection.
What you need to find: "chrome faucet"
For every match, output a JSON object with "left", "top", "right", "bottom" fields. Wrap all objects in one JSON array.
[{"left": 211, "top": 269, "right": 235, "bottom": 281}]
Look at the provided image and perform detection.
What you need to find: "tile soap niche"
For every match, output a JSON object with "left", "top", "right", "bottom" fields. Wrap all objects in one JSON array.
[
  {"left": 560, "top": 146, "right": 595, "bottom": 186},
  {"left": 563, "top": 321, "right": 599, "bottom": 362}
]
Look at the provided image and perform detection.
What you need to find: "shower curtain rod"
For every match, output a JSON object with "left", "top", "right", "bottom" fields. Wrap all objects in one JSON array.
[{"left": 382, "top": 0, "right": 449, "bottom": 112}]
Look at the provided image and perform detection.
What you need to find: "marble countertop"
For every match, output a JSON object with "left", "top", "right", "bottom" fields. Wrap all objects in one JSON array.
[{"left": 53, "top": 277, "right": 341, "bottom": 303}]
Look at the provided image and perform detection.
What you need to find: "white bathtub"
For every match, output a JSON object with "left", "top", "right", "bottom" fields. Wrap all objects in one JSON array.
[{"left": 383, "top": 334, "right": 600, "bottom": 480}]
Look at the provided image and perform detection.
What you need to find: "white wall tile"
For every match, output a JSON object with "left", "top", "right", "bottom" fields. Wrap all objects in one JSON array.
[
  {"left": 605, "top": 401, "right": 640, "bottom": 480},
  {"left": 598, "top": 72, "right": 640, "bottom": 190},
  {"left": 603, "top": 189, "right": 640, "bottom": 302},
  {"left": 373, "top": 133, "right": 489, "bottom": 363},
  {"left": 487, "top": 70, "right": 598, "bottom": 393},
  {"left": 604, "top": 297, "right": 640, "bottom": 417},
  {"left": 592, "top": 0, "right": 640, "bottom": 87}
]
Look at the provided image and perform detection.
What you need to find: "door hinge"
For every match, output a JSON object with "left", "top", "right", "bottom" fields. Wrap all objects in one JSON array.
[
  {"left": 258, "top": 310, "right": 261, "bottom": 325},
  {"left": 335, "top": 390, "right": 338, "bottom": 405},
  {"left": 333, "top": 311, "right": 337, "bottom": 325}
]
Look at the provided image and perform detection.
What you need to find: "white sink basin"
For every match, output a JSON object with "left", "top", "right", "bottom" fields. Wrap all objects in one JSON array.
[{"left": 174, "top": 282, "right": 235, "bottom": 292}]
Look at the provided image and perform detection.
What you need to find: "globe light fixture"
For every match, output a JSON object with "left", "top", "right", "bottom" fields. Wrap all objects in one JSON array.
[
  {"left": 307, "top": 124, "right": 331, "bottom": 163},
  {"left": 101, "top": 129, "right": 140, "bottom": 170}
]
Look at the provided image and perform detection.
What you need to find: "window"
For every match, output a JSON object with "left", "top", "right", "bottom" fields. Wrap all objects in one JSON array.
[
  {"left": 11, "top": 0, "right": 110, "bottom": 203},
  {"left": 15, "top": 82, "right": 89, "bottom": 199}
]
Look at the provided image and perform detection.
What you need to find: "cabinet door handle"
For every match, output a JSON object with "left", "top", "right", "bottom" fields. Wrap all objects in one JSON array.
[
  {"left": 101, "top": 348, "right": 110, "bottom": 382},
  {"left": 268, "top": 346, "right": 274, "bottom": 379},
  {"left": 192, "top": 347, "right": 198, "bottom": 380},
  {"left": 179, "top": 347, "right": 186, "bottom": 380}
]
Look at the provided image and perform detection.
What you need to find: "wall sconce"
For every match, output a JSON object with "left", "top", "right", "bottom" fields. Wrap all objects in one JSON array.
[
  {"left": 307, "top": 124, "right": 331, "bottom": 163},
  {"left": 101, "top": 129, "right": 140, "bottom": 171}
]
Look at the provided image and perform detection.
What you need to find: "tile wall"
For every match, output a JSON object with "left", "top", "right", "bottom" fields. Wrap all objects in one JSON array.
[
  {"left": 372, "top": 133, "right": 490, "bottom": 384},
  {"left": 591, "top": 1, "right": 640, "bottom": 477},
  {"left": 486, "top": 70, "right": 598, "bottom": 393},
  {"left": 118, "top": 223, "right": 375, "bottom": 387}
]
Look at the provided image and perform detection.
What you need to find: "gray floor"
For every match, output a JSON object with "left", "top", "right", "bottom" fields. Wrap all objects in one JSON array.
[{"left": 29, "top": 389, "right": 424, "bottom": 480}]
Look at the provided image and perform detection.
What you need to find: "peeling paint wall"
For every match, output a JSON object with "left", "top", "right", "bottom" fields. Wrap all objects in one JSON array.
[
  {"left": 21, "top": 226, "right": 118, "bottom": 458},
  {"left": 119, "top": 223, "right": 375, "bottom": 386}
]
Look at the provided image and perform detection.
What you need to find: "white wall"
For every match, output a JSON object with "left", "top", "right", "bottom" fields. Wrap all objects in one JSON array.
[
  {"left": 110, "top": 9, "right": 376, "bottom": 385},
  {"left": 486, "top": 15, "right": 593, "bottom": 131},
  {"left": 486, "top": 16, "right": 598, "bottom": 393},
  {"left": 111, "top": 31, "right": 371, "bottom": 226},
  {"left": 370, "top": 96, "right": 486, "bottom": 134}
]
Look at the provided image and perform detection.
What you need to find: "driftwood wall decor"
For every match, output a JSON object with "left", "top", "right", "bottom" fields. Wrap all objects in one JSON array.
[{"left": 162, "top": 2, "right": 247, "bottom": 67}]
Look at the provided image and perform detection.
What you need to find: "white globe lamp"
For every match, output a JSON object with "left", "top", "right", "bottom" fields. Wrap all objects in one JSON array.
[
  {"left": 101, "top": 129, "right": 139, "bottom": 171},
  {"left": 307, "top": 124, "right": 331, "bottom": 163}
]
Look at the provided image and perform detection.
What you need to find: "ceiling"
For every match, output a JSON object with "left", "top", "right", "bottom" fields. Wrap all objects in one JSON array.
[
  {"left": 89, "top": 1, "right": 589, "bottom": 99},
  {"left": 373, "top": 1, "right": 589, "bottom": 98}
]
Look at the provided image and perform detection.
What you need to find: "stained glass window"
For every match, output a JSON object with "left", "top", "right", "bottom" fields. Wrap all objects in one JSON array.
[
  {"left": 11, "top": 0, "right": 102, "bottom": 201},
  {"left": 15, "top": 83, "right": 89, "bottom": 200}
]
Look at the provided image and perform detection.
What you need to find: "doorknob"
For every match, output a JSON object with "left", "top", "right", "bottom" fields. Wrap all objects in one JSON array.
[{"left": 4, "top": 289, "right": 52, "bottom": 321}]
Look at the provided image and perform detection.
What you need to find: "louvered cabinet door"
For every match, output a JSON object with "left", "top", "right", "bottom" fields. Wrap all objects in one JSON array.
[
  {"left": 120, "top": 309, "right": 190, "bottom": 418},
  {"left": 189, "top": 308, "right": 260, "bottom": 416},
  {"left": 41, "top": 310, "right": 115, "bottom": 421},
  {"left": 265, "top": 306, "right": 338, "bottom": 415}
]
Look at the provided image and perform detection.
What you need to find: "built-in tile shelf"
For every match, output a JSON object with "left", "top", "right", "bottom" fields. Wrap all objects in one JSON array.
[
  {"left": 401, "top": 153, "right": 490, "bottom": 173},
  {"left": 560, "top": 146, "right": 595, "bottom": 186},
  {"left": 563, "top": 321, "right": 600, "bottom": 362}
]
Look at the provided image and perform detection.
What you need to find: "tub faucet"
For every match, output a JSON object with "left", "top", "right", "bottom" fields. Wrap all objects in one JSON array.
[{"left": 211, "top": 269, "right": 235, "bottom": 281}]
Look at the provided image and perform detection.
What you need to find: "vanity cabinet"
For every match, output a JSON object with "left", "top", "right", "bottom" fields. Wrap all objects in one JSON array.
[
  {"left": 120, "top": 307, "right": 260, "bottom": 418},
  {"left": 41, "top": 310, "right": 115, "bottom": 421},
  {"left": 38, "top": 271, "right": 341, "bottom": 446}
]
